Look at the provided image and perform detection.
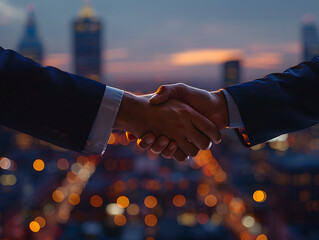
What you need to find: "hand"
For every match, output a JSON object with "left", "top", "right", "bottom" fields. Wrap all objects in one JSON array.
[
  {"left": 114, "top": 92, "right": 221, "bottom": 160},
  {"left": 128, "top": 83, "right": 229, "bottom": 158}
]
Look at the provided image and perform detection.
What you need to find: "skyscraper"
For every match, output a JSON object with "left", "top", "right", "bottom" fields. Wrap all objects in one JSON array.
[
  {"left": 302, "top": 22, "right": 319, "bottom": 61},
  {"left": 18, "top": 6, "right": 43, "bottom": 64},
  {"left": 223, "top": 60, "right": 241, "bottom": 87},
  {"left": 73, "top": 2, "right": 102, "bottom": 82}
]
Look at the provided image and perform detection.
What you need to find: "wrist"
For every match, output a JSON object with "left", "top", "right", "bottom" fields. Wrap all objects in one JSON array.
[{"left": 211, "top": 90, "right": 230, "bottom": 128}]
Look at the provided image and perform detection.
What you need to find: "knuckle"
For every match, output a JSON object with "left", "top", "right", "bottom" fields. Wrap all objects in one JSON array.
[{"left": 188, "top": 148, "right": 199, "bottom": 157}]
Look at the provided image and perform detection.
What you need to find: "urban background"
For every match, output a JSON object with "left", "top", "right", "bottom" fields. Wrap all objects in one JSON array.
[{"left": 1, "top": 1, "right": 319, "bottom": 240}]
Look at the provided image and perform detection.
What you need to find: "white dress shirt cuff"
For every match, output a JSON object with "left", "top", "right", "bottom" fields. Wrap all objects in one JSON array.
[
  {"left": 84, "top": 86, "right": 124, "bottom": 155},
  {"left": 221, "top": 89, "right": 244, "bottom": 129}
]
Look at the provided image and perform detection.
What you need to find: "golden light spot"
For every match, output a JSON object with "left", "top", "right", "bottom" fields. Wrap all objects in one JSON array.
[
  {"left": 173, "top": 195, "right": 186, "bottom": 207},
  {"left": 145, "top": 237, "right": 155, "bottom": 240},
  {"left": 177, "top": 212, "right": 196, "bottom": 227},
  {"left": 204, "top": 195, "right": 217, "bottom": 207},
  {"left": 35, "top": 216, "right": 46, "bottom": 228},
  {"left": 144, "top": 214, "right": 157, "bottom": 227},
  {"left": 68, "top": 193, "right": 80, "bottom": 206},
  {"left": 33, "top": 159, "right": 45, "bottom": 171},
  {"left": 0, "top": 174, "right": 17, "bottom": 186},
  {"left": 90, "top": 195, "right": 103, "bottom": 208},
  {"left": 197, "top": 184, "right": 209, "bottom": 196},
  {"left": 117, "top": 196, "right": 130, "bottom": 208},
  {"left": 57, "top": 158, "right": 69, "bottom": 170},
  {"left": 126, "top": 203, "right": 140, "bottom": 215},
  {"left": 241, "top": 215, "right": 255, "bottom": 228},
  {"left": 52, "top": 190, "right": 65, "bottom": 203},
  {"left": 114, "top": 214, "right": 126, "bottom": 226},
  {"left": 239, "top": 230, "right": 253, "bottom": 240},
  {"left": 108, "top": 133, "right": 116, "bottom": 145},
  {"left": 256, "top": 234, "right": 268, "bottom": 240},
  {"left": 144, "top": 196, "right": 158, "bottom": 209},
  {"left": 29, "top": 221, "right": 40, "bottom": 232},
  {"left": 253, "top": 190, "right": 267, "bottom": 203}
]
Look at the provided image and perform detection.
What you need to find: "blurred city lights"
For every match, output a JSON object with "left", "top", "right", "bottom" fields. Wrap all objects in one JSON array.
[
  {"left": 211, "top": 212, "right": 223, "bottom": 225},
  {"left": 90, "top": 195, "right": 103, "bottom": 208},
  {"left": 34, "top": 216, "right": 46, "bottom": 228},
  {"left": 253, "top": 190, "right": 267, "bottom": 203},
  {"left": 33, "top": 159, "right": 45, "bottom": 171},
  {"left": 52, "top": 190, "right": 65, "bottom": 203},
  {"left": 256, "top": 234, "right": 268, "bottom": 240},
  {"left": 57, "top": 158, "right": 69, "bottom": 170},
  {"left": 144, "top": 196, "right": 158, "bottom": 208},
  {"left": 241, "top": 215, "right": 255, "bottom": 228},
  {"left": 114, "top": 214, "right": 127, "bottom": 226},
  {"left": 144, "top": 214, "right": 157, "bottom": 227},
  {"left": 0, "top": 174, "right": 17, "bottom": 186},
  {"left": 29, "top": 221, "right": 40, "bottom": 232},
  {"left": 177, "top": 212, "right": 196, "bottom": 227},
  {"left": 0, "top": 157, "right": 11, "bottom": 170},
  {"left": 173, "top": 195, "right": 186, "bottom": 207},
  {"left": 197, "top": 183, "right": 210, "bottom": 196},
  {"left": 68, "top": 193, "right": 80, "bottom": 206},
  {"left": 126, "top": 203, "right": 140, "bottom": 215},
  {"left": 116, "top": 196, "right": 130, "bottom": 208},
  {"left": 106, "top": 203, "right": 124, "bottom": 215},
  {"left": 204, "top": 195, "right": 218, "bottom": 207},
  {"left": 197, "top": 213, "right": 209, "bottom": 224}
]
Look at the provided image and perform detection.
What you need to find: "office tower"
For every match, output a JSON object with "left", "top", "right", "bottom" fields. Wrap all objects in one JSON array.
[
  {"left": 223, "top": 60, "right": 241, "bottom": 87},
  {"left": 18, "top": 6, "right": 43, "bottom": 64},
  {"left": 73, "top": 2, "right": 102, "bottom": 82},
  {"left": 302, "top": 22, "right": 319, "bottom": 61}
]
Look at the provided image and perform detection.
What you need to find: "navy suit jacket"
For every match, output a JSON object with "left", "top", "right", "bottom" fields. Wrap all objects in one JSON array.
[
  {"left": 0, "top": 47, "right": 105, "bottom": 152},
  {"left": 226, "top": 56, "right": 319, "bottom": 147}
]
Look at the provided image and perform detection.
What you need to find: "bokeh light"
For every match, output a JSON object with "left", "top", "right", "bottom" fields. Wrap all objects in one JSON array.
[
  {"left": 256, "top": 234, "right": 268, "bottom": 240},
  {"left": 52, "top": 190, "right": 65, "bottom": 202},
  {"left": 144, "top": 214, "right": 157, "bottom": 227},
  {"left": 144, "top": 196, "right": 158, "bottom": 208},
  {"left": 241, "top": 215, "right": 255, "bottom": 228},
  {"left": 57, "top": 158, "right": 69, "bottom": 170},
  {"left": 106, "top": 203, "right": 124, "bottom": 215},
  {"left": 197, "top": 183, "right": 209, "bottom": 196},
  {"left": 68, "top": 193, "right": 80, "bottom": 205},
  {"left": 253, "top": 190, "right": 267, "bottom": 203},
  {"left": 126, "top": 203, "right": 140, "bottom": 215},
  {"left": 35, "top": 216, "right": 46, "bottom": 228},
  {"left": 29, "top": 221, "right": 40, "bottom": 232},
  {"left": 204, "top": 195, "right": 217, "bottom": 207},
  {"left": 173, "top": 195, "right": 186, "bottom": 207},
  {"left": 33, "top": 159, "right": 45, "bottom": 171},
  {"left": 117, "top": 196, "right": 130, "bottom": 208},
  {"left": 114, "top": 214, "right": 127, "bottom": 226},
  {"left": 90, "top": 195, "right": 103, "bottom": 208}
]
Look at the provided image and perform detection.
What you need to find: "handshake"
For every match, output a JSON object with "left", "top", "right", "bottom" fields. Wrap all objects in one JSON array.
[{"left": 114, "top": 83, "right": 229, "bottom": 161}]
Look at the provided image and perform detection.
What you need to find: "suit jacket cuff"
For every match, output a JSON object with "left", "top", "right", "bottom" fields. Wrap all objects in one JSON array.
[{"left": 84, "top": 86, "right": 124, "bottom": 155}]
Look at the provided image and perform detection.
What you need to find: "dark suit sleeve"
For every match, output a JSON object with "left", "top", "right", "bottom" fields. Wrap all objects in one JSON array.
[
  {"left": 0, "top": 47, "right": 105, "bottom": 152},
  {"left": 226, "top": 56, "right": 319, "bottom": 147}
]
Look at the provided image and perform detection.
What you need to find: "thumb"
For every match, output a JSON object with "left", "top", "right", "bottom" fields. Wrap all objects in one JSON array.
[{"left": 149, "top": 85, "right": 171, "bottom": 104}]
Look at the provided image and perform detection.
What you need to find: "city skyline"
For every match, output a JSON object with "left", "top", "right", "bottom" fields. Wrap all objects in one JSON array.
[{"left": 1, "top": 0, "right": 319, "bottom": 82}]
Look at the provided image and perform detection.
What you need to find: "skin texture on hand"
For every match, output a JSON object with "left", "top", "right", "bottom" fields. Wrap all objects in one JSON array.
[
  {"left": 127, "top": 83, "right": 229, "bottom": 160},
  {"left": 114, "top": 91, "right": 221, "bottom": 160}
]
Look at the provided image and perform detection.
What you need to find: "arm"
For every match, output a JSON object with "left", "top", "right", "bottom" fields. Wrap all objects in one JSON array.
[
  {"left": 226, "top": 56, "right": 319, "bottom": 146},
  {"left": 0, "top": 47, "right": 105, "bottom": 152}
]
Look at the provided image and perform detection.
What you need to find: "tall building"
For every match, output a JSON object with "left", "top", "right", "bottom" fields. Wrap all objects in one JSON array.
[
  {"left": 302, "top": 22, "right": 319, "bottom": 61},
  {"left": 18, "top": 6, "right": 43, "bottom": 64},
  {"left": 73, "top": 2, "right": 102, "bottom": 82},
  {"left": 223, "top": 60, "right": 241, "bottom": 87}
]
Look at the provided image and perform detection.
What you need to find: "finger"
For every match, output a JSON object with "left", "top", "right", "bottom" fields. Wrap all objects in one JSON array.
[
  {"left": 137, "top": 133, "right": 156, "bottom": 151},
  {"left": 191, "top": 112, "right": 222, "bottom": 144},
  {"left": 125, "top": 132, "right": 137, "bottom": 141},
  {"left": 150, "top": 136, "right": 170, "bottom": 154},
  {"left": 161, "top": 141, "right": 178, "bottom": 159},
  {"left": 149, "top": 83, "right": 187, "bottom": 105},
  {"left": 178, "top": 138, "right": 200, "bottom": 157},
  {"left": 172, "top": 148, "right": 188, "bottom": 162},
  {"left": 185, "top": 127, "right": 211, "bottom": 150}
]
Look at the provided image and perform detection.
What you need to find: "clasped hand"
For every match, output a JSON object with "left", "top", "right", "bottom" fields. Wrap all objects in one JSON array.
[{"left": 114, "top": 83, "right": 229, "bottom": 161}]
